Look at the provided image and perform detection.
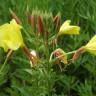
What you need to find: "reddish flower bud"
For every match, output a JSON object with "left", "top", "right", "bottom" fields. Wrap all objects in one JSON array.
[
  {"left": 26, "top": 11, "right": 31, "bottom": 23},
  {"left": 30, "top": 15, "right": 35, "bottom": 29},
  {"left": 26, "top": 11, "right": 35, "bottom": 29},
  {"left": 9, "top": 9, "right": 21, "bottom": 24},
  {"left": 37, "top": 16, "right": 44, "bottom": 35}
]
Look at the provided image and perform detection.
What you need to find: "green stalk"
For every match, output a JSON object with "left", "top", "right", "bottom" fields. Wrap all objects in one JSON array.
[
  {"left": 0, "top": 49, "right": 12, "bottom": 74},
  {"left": 66, "top": 50, "right": 76, "bottom": 55},
  {"left": 44, "top": 34, "right": 52, "bottom": 96},
  {"left": 0, "top": 56, "right": 8, "bottom": 74}
]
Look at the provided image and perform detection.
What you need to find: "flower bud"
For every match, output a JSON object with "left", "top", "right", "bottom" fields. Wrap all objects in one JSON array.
[
  {"left": 37, "top": 16, "right": 44, "bottom": 36},
  {"left": 58, "top": 20, "right": 80, "bottom": 36}
]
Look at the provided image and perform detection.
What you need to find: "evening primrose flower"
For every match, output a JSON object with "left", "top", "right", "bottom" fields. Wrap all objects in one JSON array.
[
  {"left": 0, "top": 19, "right": 24, "bottom": 52},
  {"left": 50, "top": 48, "right": 68, "bottom": 64},
  {"left": 58, "top": 20, "right": 80, "bottom": 36},
  {"left": 83, "top": 35, "right": 96, "bottom": 55}
]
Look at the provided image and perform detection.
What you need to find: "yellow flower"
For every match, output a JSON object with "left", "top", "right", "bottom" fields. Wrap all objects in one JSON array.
[
  {"left": 50, "top": 48, "right": 68, "bottom": 64},
  {"left": 0, "top": 19, "right": 24, "bottom": 52},
  {"left": 58, "top": 20, "right": 80, "bottom": 36},
  {"left": 83, "top": 35, "right": 96, "bottom": 55}
]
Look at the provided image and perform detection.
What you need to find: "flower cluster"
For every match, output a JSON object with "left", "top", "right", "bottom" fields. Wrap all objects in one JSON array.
[{"left": 0, "top": 9, "right": 96, "bottom": 70}]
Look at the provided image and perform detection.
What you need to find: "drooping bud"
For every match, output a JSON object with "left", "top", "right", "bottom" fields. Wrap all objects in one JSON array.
[
  {"left": 9, "top": 9, "right": 21, "bottom": 24},
  {"left": 23, "top": 47, "right": 36, "bottom": 65}
]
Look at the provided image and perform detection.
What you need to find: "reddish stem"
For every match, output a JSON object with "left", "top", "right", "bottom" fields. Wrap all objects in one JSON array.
[
  {"left": 10, "top": 9, "right": 21, "bottom": 24},
  {"left": 23, "top": 47, "right": 36, "bottom": 64},
  {"left": 72, "top": 47, "right": 85, "bottom": 61}
]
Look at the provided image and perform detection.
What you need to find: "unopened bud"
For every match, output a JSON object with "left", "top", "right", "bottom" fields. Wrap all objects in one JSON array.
[
  {"left": 37, "top": 16, "right": 44, "bottom": 35},
  {"left": 26, "top": 11, "right": 35, "bottom": 29}
]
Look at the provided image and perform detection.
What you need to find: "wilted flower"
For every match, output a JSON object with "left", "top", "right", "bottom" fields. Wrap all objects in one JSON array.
[
  {"left": 58, "top": 20, "right": 80, "bottom": 36},
  {"left": 50, "top": 48, "right": 68, "bottom": 64},
  {"left": 83, "top": 35, "right": 96, "bottom": 55},
  {"left": 0, "top": 19, "right": 24, "bottom": 52}
]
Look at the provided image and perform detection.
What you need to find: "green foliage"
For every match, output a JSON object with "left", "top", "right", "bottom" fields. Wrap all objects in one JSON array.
[{"left": 0, "top": 0, "right": 96, "bottom": 96}]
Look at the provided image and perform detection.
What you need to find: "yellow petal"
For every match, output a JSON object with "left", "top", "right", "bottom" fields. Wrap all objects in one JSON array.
[
  {"left": 58, "top": 20, "right": 80, "bottom": 36},
  {"left": 0, "top": 41, "right": 9, "bottom": 52},
  {"left": 85, "top": 35, "right": 96, "bottom": 46},
  {"left": 10, "top": 19, "right": 22, "bottom": 29},
  {"left": 0, "top": 19, "right": 24, "bottom": 52},
  {"left": 83, "top": 35, "right": 96, "bottom": 55},
  {"left": 53, "top": 48, "right": 68, "bottom": 64},
  {"left": 3, "top": 40, "right": 22, "bottom": 50},
  {"left": 61, "top": 20, "right": 71, "bottom": 26}
]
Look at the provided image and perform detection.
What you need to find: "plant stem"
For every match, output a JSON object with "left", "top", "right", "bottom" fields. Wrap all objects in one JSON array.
[
  {"left": 0, "top": 57, "right": 8, "bottom": 74},
  {"left": 0, "top": 49, "right": 12, "bottom": 74},
  {"left": 66, "top": 50, "right": 76, "bottom": 55}
]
